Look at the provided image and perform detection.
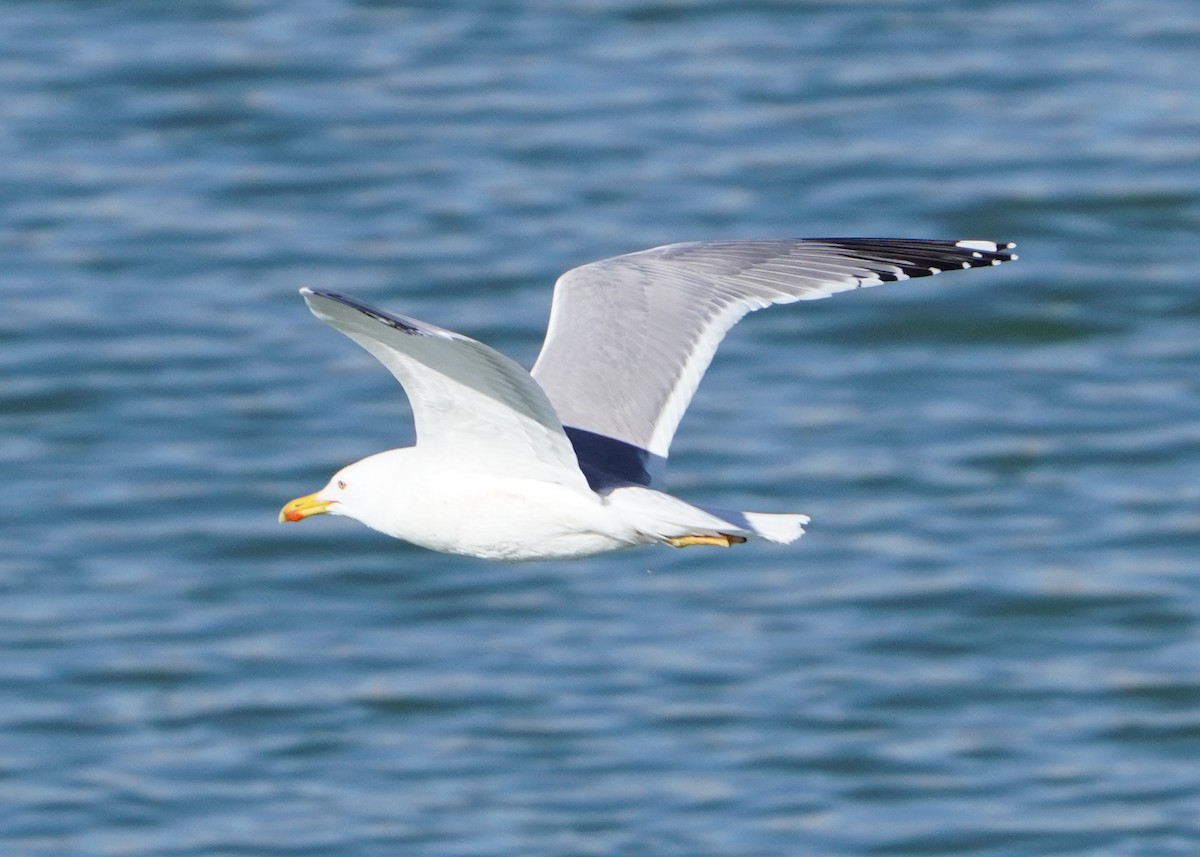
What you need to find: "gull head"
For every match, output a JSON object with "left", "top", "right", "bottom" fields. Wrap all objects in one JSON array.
[{"left": 279, "top": 448, "right": 413, "bottom": 533}]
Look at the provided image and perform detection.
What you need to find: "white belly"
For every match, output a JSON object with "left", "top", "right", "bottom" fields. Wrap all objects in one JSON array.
[{"left": 371, "top": 473, "right": 648, "bottom": 561}]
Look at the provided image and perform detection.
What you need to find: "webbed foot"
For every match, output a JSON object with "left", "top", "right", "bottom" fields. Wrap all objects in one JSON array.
[{"left": 665, "top": 534, "right": 747, "bottom": 548}]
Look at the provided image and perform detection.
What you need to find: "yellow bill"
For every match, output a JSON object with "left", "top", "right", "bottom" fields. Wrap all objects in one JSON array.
[{"left": 279, "top": 492, "right": 331, "bottom": 523}]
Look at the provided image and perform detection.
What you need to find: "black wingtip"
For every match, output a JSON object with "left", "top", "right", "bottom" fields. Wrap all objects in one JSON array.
[
  {"left": 807, "top": 238, "right": 1018, "bottom": 280},
  {"left": 301, "top": 288, "right": 426, "bottom": 335}
]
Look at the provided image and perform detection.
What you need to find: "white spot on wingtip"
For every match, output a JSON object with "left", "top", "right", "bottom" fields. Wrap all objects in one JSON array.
[{"left": 956, "top": 239, "right": 999, "bottom": 252}]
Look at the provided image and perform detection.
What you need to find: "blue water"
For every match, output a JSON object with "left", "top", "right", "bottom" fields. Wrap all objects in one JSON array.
[{"left": 4, "top": 1, "right": 1200, "bottom": 854}]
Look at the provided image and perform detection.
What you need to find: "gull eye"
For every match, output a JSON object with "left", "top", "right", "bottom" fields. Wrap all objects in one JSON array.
[{"left": 337, "top": 480, "right": 347, "bottom": 490}]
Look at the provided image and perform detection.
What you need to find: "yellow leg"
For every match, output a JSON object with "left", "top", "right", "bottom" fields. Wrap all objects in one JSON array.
[{"left": 665, "top": 534, "right": 748, "bottom": 548}]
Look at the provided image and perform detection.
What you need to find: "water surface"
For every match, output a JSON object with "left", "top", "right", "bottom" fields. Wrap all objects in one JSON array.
[{"left": 3, "top": 2, "right": 1199, "bottom": 855}]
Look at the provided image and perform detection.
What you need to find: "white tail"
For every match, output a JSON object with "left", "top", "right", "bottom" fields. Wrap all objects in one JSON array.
[
  {"left": 737, "top": 511, "right": 810, "bottom": 544},
  {"left": 607, "top": 486, "right": 809, "bottom": 546},
  {"left": 701, "top": 506, "right": 809, "bottom": 543}
]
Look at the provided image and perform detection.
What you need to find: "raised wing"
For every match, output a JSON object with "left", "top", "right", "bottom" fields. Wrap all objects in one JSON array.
[
  {"left": 531, "top": 238, "right": 1016, "bottom": 486},
  {"left": 301, "top": 288, "right": 588, "bottom": 490}
]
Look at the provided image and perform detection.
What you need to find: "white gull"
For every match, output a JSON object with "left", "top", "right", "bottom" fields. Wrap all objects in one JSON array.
[{"left": 280, "top": 238, "right": 1016, "bottom": 561}]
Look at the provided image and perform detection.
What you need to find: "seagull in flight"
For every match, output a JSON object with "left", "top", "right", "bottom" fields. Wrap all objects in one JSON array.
[{"left": 280, "top": 238, "right": 1016, "bottom": 560}]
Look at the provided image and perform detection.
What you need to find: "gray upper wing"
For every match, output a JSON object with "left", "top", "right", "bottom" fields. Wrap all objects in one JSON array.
[
  {"left": 302, "top": 289, "right": 589, "bottom": 490},
  {"left": 530, "top": 238, "right": 1016, "bottom": 486}
]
